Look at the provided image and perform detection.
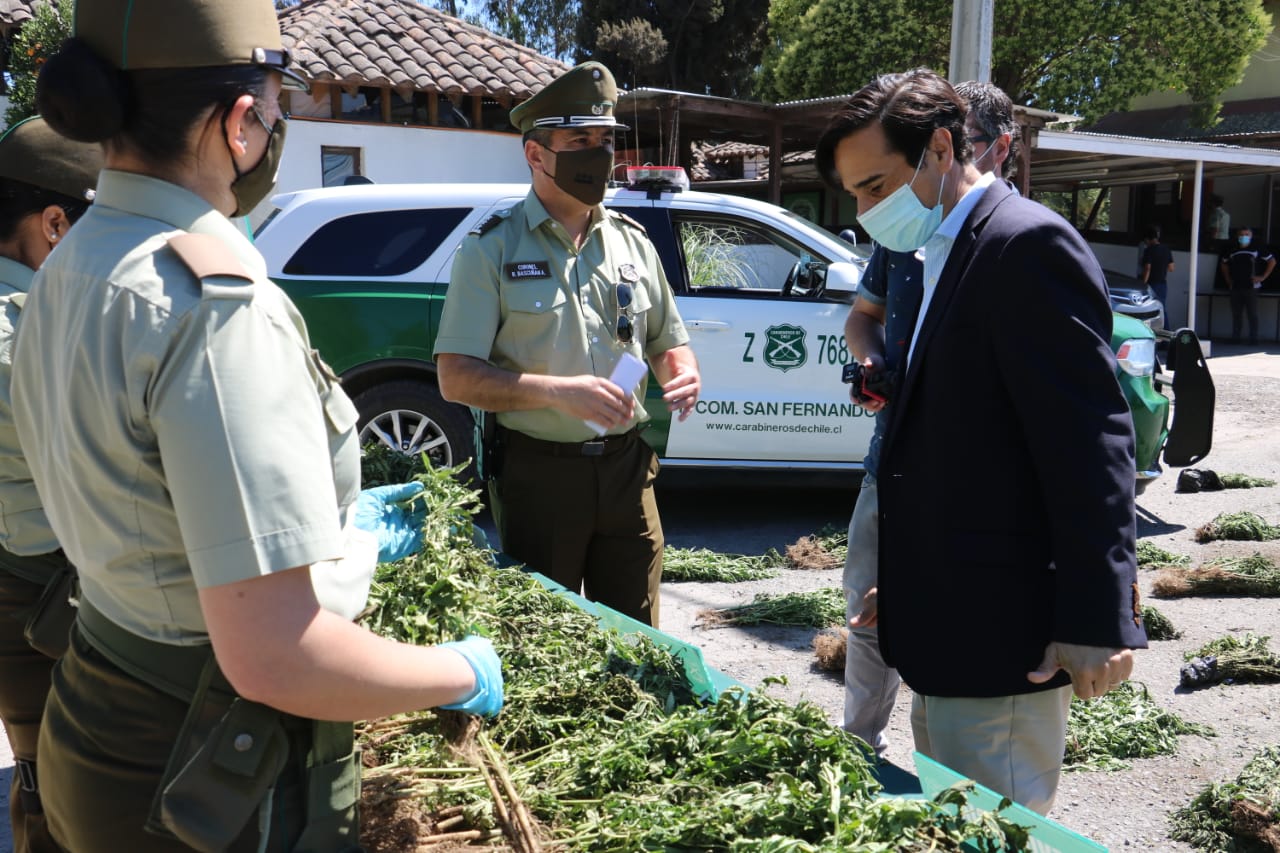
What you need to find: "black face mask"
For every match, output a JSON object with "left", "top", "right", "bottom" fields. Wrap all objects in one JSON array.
[
  {"left": 543, "top": 145, "right": 614, "bottom": 206},
  {"left": 227, "top": 107, "right": 287, "bottom": 217}
]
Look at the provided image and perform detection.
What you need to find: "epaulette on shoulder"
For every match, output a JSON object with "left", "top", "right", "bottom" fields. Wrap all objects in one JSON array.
[
  {"left": 470, "top": 209, "right": 511, "bottom": 237},
  {"left": 610, "top": 210, "right": 647, "bottom": 233},
  {"left": 167, "top": 233, "right": 255, "bottom": 300}
]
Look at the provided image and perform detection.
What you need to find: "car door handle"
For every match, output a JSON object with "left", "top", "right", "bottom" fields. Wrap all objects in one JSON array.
[{"left": 685, "top": 320, "right": 732, "bottom": 330}]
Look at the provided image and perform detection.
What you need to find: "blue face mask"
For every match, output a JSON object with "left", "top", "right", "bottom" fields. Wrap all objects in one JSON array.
[
  {"left": 1240, "top": 234, "right": 1252, "bottom": 247},
  {"left": 857, "top": 152, "right": 946, "bottom": 252}
]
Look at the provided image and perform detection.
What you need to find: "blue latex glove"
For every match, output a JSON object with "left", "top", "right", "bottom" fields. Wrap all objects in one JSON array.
[
  {"left": 439, "top": 636, "right": 504, "bottom": 717},
  {"left": 354, "top": 482, "right": 426, "bottom": 563}
]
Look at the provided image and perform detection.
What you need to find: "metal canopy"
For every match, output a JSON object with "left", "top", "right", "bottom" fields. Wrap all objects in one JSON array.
[
  {"left": 1031, "top": 129, "right": 1280, "bottom": 189},
  {"left": 616, "top": 88, "right": 1280, "bottom": 198}
]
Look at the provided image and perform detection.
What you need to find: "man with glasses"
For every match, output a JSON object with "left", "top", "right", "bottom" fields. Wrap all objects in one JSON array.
[
  {"left": 955, "top": 80, "right": 1018, "bottom": 183},
  {"left": 435, "top": 62, "right": 699, "bottom": 627}
]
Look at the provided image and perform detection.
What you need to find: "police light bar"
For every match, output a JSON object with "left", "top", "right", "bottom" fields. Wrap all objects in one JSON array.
[{"left": 626, "top": 166, "right": 690, "bottom": 192}]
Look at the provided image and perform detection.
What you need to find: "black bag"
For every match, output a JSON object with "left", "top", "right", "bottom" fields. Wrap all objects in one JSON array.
[{"left": 1176, "top": 468, "right": 1224, "bottom": 493}]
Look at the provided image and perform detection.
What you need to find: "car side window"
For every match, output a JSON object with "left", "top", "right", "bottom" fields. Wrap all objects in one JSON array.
[
  {"left": 673, "top": 214, "right": 829, "bottom": 294},
  {"left": 282, "top": 208, "right": 470, "bottom": 277}
]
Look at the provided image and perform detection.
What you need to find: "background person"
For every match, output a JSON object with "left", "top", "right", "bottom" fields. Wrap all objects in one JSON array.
[
  {"left": 0, "top": 116, "right": 101, "bottom": 853},
  {"left": 818, "top": 68, "right": 1146, "bottom": 816},
  {"left": 1220, "top": 226, "right": 1276, "bottom": 345},
  {"left": 837, "top": 79, "right": 1019, "bottom": 759},
  {"left": 14, "top": 2, "right": 502, "bottom": 850},
  {"left": 954, "top": 80, "right": 1019, "bottom": 184},
  {"left": 435, "top": 62, "right": 700, "bottom": 628},
  {"left": 1140, "top": 224, "right": 1175, "bottom": 315}
]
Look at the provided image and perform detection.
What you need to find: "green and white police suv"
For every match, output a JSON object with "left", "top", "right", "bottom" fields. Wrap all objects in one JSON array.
[{"left": 254, "top": 169, "right": 1209, "bottom": 491}]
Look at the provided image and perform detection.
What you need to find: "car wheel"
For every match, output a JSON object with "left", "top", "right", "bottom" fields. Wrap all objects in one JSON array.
[{"left": 353, "top": 380, "right": 477, "bottom": 482}]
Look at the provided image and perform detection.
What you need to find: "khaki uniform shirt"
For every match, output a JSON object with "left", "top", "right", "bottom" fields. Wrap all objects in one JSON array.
[
  {"left": 0, "top": 257, "right": 57, "bottom": 559},
  {"left": 12, "top": 170, "right": 361, "bottom": 644},
  {"left": 434, "top": 190, "right": 689, "bottom": 443}
]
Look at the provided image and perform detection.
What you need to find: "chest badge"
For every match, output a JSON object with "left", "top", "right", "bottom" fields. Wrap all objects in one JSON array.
[
  {"left": 618, "top": 263, "right": 640, "bottom": 283},
  {"left": 504, "top": 261, "right": 551, "bottom": 280}
]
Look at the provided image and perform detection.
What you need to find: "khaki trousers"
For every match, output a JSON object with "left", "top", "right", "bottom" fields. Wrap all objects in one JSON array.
[
  {"left": 911, "top": 685, "right": 1073, "bottom": 816},
  {"left": 841, "top": 479, "right": 900, "bottom": 756},
  {"left": 492, "top": 430, "right": 664, "bottom": 627}
]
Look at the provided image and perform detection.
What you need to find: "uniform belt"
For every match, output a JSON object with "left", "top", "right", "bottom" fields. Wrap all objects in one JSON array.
[
  {"left": 498, "top": 426, "right": 638, "bottom": 457},
  {"left": 76, "top": 596, "right": 219, "bottom": 703},
  {"left": 0, "top": 546, "right": 67, "bottom": 585}
]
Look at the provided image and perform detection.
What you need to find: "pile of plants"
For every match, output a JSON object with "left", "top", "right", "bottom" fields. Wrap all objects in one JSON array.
[
  {"left": 1152, "top": 553, "right": 1280, "bottom": 598},
  {"left": 1142, "top": 604, "right": 1181, "bottom": 640},
  {"left": 1136, "top": 540, "right": 1191, "bottom": 570},
  {"left": 662, "top": 545, "right": 783, "bottom": 582},
  {"left": 1195, "top": 511, "right": 1280, "bottom": 543},
  {"left": 1063, "top": 682, "right": 1213, "bottom": 772},
  {"left": 663, "top": 526, "right": 848, "bottom": 582},
  {"left": 1180, "top": 634, "right": 1280, "bottom": 690},
  {"left": 355, "top": 455, "right": 1035, "bottom": 850},
  {"left": 785, "top": 524, "right": 848, "bottom": 571},
  {"left": 1169, "top": 745, "right": 1280, "bottom": 851},
  {"left": 1220, "top": 472, "right": 1278, "bottom": 489},
  {"left": 699, "top": 587, "right": 846, "bottom": 628}
]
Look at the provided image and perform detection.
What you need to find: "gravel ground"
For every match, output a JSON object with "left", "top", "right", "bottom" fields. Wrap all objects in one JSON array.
[{"left": 659, "top": 352, "right": 1280, "bottom": 851}]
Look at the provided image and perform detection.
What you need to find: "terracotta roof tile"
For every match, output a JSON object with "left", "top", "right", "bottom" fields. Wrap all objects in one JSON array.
[
  {"left": 279, "top": 0, "right": 567, "bottom": 99},
  {"left": 0, "top": 0, "right": 36, "bottom": 27}
]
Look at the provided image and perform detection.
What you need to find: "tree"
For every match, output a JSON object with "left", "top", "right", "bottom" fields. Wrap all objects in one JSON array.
[
  {"left": 577, "top": 0, "right": 770, "bottom": 98},
  {"left": 759, "top": 0, "right": 1271, "bottom": 126},
  {"left": 4, "top": 0, "right": 72, "bottom": 127},
  {"left": 479, "top": 0, "right": 581, "bottom": 61}
]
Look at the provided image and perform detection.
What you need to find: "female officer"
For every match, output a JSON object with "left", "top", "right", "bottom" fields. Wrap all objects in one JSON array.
[
  {"left": 12, "top": 1, "right": 503, "bottom": 851},
  {"left": 0, "top": 115, "right": 101, "bottom": 853}
]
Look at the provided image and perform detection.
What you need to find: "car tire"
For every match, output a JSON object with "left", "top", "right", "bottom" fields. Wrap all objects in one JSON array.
[{"left": 353, "top": 380, "right": 477, "bottom": 483}]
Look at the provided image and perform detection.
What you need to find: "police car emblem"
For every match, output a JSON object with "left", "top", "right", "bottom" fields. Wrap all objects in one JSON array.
[
  {"left": 618, "top": 263, "right": 639, "bottom": 282},
  {"left": 763, "top": 324, "right": 808, "bottom": 372}
]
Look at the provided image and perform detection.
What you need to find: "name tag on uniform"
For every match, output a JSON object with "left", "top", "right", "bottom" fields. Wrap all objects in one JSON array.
[{"left": 505, "top": 261, "right": 551, "bottom": 280}]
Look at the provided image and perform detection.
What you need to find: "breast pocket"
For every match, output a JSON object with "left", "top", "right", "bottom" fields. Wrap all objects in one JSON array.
[
  {"left": 308, "top": 349, "right": 361, "bottom": 505},
  {"left": 617, "top": 279, "right": 653, "bottom": 356},
  {"left": 503, "top": 281, "right": 567, "bottom": 373}
]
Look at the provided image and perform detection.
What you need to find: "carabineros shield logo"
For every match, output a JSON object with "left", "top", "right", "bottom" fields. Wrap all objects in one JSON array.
[{"left": 764, "top": 324, "right": 807, "bottom": 372}]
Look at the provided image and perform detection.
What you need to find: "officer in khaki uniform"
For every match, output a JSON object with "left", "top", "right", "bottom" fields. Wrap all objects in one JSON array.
[
  {"left": 436, "top": 62, "right": 701, "bottom": 628},
  {"left": 13, "top": 2, "right": 502, "bottom": 851},
  {"left": 0, "top": 116, "right": 101, "bottom": 853}
]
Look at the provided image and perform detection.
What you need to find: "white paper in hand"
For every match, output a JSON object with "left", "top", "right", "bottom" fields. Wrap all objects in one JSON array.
[{"left": 585, "top": 352, "right": 647, "bottom": 435}]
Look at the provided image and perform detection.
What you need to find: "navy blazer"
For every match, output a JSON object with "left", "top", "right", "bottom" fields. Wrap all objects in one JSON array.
[{"left": 877, "top": 180, "right": 1149, "bottom": 698}]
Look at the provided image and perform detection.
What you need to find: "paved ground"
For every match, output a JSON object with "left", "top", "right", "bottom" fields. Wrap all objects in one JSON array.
[{"left": 1, "top": 339, "right": 1276, "bottom": 852}]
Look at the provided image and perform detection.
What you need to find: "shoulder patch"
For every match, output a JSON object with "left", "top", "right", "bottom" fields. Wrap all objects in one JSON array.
[
  {"left": 610, "top": 210, "right": 647, "bottom": 233},
  {"left": 470, "top": 209, "right": 511, "bottom": 237},
  {"left": 167, "top": 232, "right": 254, "bottom": 294}
]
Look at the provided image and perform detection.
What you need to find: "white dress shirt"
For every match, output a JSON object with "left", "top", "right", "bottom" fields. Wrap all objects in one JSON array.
[{"left": 906, "top": 171, "right": 996, "bottom": 365}]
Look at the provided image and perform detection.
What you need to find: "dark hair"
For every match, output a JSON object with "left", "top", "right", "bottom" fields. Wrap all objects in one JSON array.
[
  {"left": 816, "top": 68, "right": 970, "bottom": 190},
  {"left": 954, "top": 80, "right": 1019, "bottom": 173},
  {"left": 523, "top": 128, "right": 555, "bottom": 147},
  {"left": 0, "top": 178, "right": 90, "bottom": 241},
  {"left": 1144, "top": 224, "right": 1161, "bottom": 241},
  {"left": 36, "top": 37, "right": 268, "bottom": 166}
]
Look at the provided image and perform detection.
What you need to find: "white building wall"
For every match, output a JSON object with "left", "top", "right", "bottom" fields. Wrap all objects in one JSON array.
[
  {"left": 249, "top": 117, "right": 526, "bottom": 228},
  {"left": 277, "top": 117, "right": 526, "bottom": 191}
]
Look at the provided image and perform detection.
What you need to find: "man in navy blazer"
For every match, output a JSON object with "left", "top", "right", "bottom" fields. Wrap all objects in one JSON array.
[{"left": 816, "top": 69, "right": 1147, "bottom": 815}]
